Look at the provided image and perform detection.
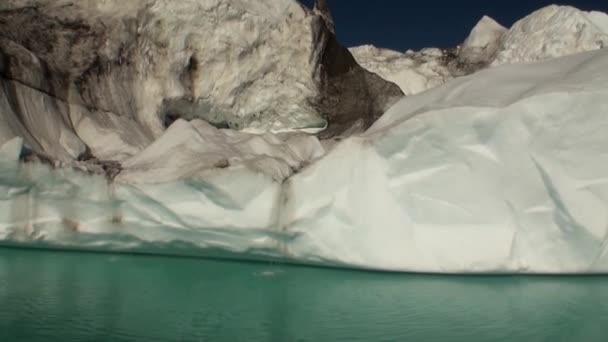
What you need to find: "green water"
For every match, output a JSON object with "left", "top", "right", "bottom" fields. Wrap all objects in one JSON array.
[{"left": 0, "top": 248, "right": 607, "bottom": 342}]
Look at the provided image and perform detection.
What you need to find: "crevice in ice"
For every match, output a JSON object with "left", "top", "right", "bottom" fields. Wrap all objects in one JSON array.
[{"left": 530, "top": 156, "right": 581, "bottom": 234}]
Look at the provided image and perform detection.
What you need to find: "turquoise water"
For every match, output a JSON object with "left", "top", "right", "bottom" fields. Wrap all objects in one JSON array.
[{"left": 1, "top": 248, "right": 607, "bottom": 341}]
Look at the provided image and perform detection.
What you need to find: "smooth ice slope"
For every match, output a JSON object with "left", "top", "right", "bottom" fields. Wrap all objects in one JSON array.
[
  {"left": 285, "top": 49, "right": 608, "bottom": 273},
  {"left": 2, "top": 49, "right": 608, "bottom": 273}
]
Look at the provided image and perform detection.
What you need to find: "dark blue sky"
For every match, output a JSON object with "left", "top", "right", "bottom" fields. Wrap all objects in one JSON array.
[{"left": 299, "top": 0, "right": 608, "bottom": 51}]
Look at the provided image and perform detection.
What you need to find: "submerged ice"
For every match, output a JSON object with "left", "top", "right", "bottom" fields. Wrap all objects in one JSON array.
[{"left": 1, "top": 2, "right": 608, "bottom": 273}]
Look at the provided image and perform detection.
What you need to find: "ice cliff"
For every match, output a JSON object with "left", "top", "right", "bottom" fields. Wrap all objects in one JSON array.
[{"left": 0, "top": 0, "right": 402, "bottom": 164}]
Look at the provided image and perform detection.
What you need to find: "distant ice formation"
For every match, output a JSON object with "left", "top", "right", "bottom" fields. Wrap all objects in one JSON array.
[
  {"left": 493, "top": 5, "right": 608, "bottom": 65},
  {"left": 351, "top": 5, "right": 608, "bottom": 95}
]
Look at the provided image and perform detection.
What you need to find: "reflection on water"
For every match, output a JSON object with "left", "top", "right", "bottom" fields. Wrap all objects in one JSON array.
[{"left": 0, "top": 248, "right": 607, "bottom": 341}]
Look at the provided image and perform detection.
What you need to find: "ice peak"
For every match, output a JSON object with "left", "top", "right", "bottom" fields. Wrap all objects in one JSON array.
[
  {"left": 462, "top": 15, "right": 507, "bottom": 49},
  {"left": 479, "top": 15, "right": 504, "bottom": 27},
  {"left": 456, "top": 14, "right": 507, "bottom": 66}
]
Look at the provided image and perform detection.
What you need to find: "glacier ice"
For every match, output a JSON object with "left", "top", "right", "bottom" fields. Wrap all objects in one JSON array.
[
  {"left": 350, "top": 45, "right": 454, "bottom": 96},
  {"left": 351, "top": 5, "right": 608, "bottom": 96},
  {"left": 349, "top": 14, "right": 508, "bottom": 96},
  {"left": 493, "top": 5, "right": 608, "bottom": 66},
  {"left": 458, "top": 16, "right": 507, "bottom": 65},
  {"left": 0, "top": 0, "right": 402, "bottom": 163},
  {"left": 2, "top": 48, "right": 608, "bottom": 273},
  {"left": 117, "top": 119, "right": 326, "bottom": 183}
]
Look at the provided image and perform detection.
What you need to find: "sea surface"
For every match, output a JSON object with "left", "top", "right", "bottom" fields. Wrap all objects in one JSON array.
[{"left": 1, "top": 248, "right": 607, "bottom": 341}]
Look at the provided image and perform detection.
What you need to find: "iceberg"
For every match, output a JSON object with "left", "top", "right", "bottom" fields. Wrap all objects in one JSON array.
[
  {"left": 2, "top": 2, "right": 608, "bottom": 274},
  {"left": 2, "top": 48, "right": 608, "bottom": 273}
]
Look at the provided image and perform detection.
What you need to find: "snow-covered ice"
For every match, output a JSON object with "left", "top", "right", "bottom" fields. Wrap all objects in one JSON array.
[
  {"left": 458, "top": 16, "right": 507, "bottom": 65},
  {"left": 352, "top": 5, "right": 608, "bottom": 96},
  {"left": 349, "top": 45, "right": 453, "bottom": 96},
  {"left": 493, "top": 5, "right": 608, "bottom": 66},
  {"left": 349, "top": 14, "right": 509, "bottom": 96},
  {"left": 2, "top": 48, "right": 608, "bottom": 273}
]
